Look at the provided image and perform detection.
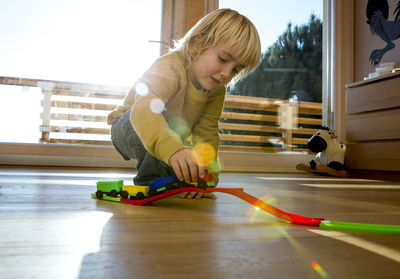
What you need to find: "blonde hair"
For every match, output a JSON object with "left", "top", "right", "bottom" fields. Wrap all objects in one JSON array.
[{"left": 175, "top": 9, "right": 261, "bottom": 82}]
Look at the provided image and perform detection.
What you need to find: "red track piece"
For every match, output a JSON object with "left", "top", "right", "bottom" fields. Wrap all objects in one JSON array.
[
  {"left": 120, "top": 187, "right": 202, "bottom": 205},
  {"left": 119, "top": 187, "right": 323, "bottom": 226}
]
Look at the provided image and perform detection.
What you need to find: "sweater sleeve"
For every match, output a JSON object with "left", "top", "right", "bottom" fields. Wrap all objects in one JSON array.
[
  {"left": 130, "top": 55, "right": 186, "bottom": 165},
  {"left": 192, "top": 86, "right": 226, "bottom": 165}
]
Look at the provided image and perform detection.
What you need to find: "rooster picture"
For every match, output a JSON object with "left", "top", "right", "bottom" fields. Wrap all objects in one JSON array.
[{"left": 366, "top": 0, "right": 400, "bottom": 65}]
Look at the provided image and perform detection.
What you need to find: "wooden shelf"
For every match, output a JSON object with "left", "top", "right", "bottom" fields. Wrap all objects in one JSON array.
[{"left": 345, "top": 73, "right": 400, "bottom": 171}]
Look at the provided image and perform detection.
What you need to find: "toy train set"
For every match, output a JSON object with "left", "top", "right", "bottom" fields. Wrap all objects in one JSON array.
[
  {"left": 94, "top": 172, "right": 216, "bottom": 205},
  {"left": 92, "top": 174, "right": 400, "bottom": 234}
]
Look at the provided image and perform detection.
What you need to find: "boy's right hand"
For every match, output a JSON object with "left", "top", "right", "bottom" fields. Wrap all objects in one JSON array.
[{"left": 169, "top": 148, "right": 205, "bottom": 183}]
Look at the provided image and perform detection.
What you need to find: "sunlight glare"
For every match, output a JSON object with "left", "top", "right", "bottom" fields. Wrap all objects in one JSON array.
[
  {"left": 0, "top": 85, "right": 42, "bottom": 143},
  {"left": 62, "top": 211, "right": 113, "bottom": 278},
  {"left": 256, "top": 177, "right": 383, "bottom": 182},
  {"left": 0, "top": 178, "right": 128, "bottom": 186},
  {"left": 66, "top": 211, "right": 113, "bottom": 253},
  {"left": 300, "top": 183, "right": 400, "bottom": 189},
  {"left": 0, "top": 171, "right": 135, "bottom": 178}
]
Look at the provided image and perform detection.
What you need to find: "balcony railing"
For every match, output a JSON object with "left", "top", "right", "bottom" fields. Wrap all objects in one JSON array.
[{"left": 0, "top": 76, "right": 322, "bottom": 153}]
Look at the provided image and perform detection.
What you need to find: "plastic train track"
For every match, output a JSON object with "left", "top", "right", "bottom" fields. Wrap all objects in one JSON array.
[{"left": 93, "top": 187, "right": 400, "bottom": 234}]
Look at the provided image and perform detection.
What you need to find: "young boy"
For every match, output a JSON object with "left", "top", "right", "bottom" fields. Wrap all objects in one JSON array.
[{"left": 107, "top": 9, "right": 261, "bottom": 199}]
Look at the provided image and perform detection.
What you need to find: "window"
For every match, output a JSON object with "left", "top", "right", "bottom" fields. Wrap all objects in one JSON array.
[
  {"left": 0, "top": 0, "right": 162, "bottom": 144},
  {"left": 0, "top": 1, "right": 331, "bottom": 171},
  {"left": 218, "top": 0, "right": 324, "bottom": 153}
]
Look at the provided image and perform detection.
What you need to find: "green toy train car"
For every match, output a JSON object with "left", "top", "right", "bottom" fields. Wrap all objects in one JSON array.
[
  {"left": 95, "top": 180, "right": 159, "bottom": 200},
  {"left": 95, "top": 180, "right": 124, "bottom": 199}
]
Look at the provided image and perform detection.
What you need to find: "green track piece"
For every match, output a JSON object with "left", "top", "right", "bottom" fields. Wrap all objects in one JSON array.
[
  {"left": 92, "top": 193, "right": 121, "bottom": 202},
  {"left": 320, "top": 220, "right": 400, "bottom": 234}
]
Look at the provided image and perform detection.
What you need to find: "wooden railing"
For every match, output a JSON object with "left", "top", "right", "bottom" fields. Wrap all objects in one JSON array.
[
  {"left": 0, "top": 76, "right": 322, "bottom": 153},
  {"left": 219, "top": 95, "right": 321, "bottom": 152}
]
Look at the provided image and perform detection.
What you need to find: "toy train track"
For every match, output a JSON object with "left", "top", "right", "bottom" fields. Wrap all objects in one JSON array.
[
  {"left": 93, "top": 180, "right": 400, "bottom": 234},
  {"left": 92, "top": 185, "right": 322, "bottom": 225}
]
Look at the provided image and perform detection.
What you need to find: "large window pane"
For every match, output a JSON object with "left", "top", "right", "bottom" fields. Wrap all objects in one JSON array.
[
  {"left": 0, "top": 0, "right": 162, "bottom": 144},
  {"left": 218, "top": 1, "right": 324, "bottom": 153}
]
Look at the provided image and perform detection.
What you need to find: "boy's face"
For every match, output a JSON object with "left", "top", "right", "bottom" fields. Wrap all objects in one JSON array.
[{"left": 190, "top": 44, "right": 245, "bottom": 91}]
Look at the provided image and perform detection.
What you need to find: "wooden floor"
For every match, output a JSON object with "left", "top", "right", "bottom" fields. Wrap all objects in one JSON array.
[{"left": 0, "top": 166, "right": 399, "bottom": 279}]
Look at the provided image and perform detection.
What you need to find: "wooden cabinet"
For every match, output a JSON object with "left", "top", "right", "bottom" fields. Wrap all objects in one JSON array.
[{"left": 345, "top": 73, "right": 400, "bottom": 171}]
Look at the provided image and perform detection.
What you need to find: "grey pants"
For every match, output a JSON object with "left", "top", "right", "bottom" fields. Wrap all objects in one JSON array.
[{"left": 110, "top": 109, "right": 175, "bottom": 185}]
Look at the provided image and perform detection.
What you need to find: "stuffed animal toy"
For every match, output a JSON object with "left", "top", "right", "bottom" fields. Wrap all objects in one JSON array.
[{"left": 296, "top": 126, "right": 347, "bottom": 177}]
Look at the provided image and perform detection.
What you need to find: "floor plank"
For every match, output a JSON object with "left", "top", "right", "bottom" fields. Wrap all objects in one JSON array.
[{"left": 0, "top": 167, "right": 399, "bottom": 279}]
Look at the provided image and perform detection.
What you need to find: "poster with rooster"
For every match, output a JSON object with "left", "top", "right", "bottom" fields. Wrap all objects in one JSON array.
[{"left": 366, "top": 0, "right": 400, "bottom": 65}]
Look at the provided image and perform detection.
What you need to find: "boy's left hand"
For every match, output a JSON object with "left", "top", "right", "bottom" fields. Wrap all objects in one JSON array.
[
  {"left": 178, "top": 192, "right": 216, "bottom": 199},
  {"left": 169, "top": 148, "right": 205, "bottom": 183}
]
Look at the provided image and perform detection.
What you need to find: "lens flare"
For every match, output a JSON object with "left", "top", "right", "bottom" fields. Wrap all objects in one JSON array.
[
  {"left": 259, "top": 193, "right": 276, "bottom": 204},
  {"left": 135, "top": 82, "right": 149, "bottom": 96},
  {"left": 245, "top": 194, "right": 277, "bottom": 222},
  {"left": 210, "top": 160, "right": 221, "bottom": 173},
  {"left": 150, "top": 98, "right": 165, "bottom": 114},
  {"left": 169, "top": 117, "right": 190, "bottom": 137},
  {"left": 193, "top": 142, "right": 216, "bottom": 167},
  {"left": 311, "top": 261, "right": 329, "bottom": 278},
  {"left": 245, "top": 197, "right": 287, "bottom": 242}
]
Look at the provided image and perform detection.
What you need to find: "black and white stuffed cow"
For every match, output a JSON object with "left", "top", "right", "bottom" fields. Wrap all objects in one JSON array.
[{"left": 308, "top": 127, "right": 346, "bottom": 170}]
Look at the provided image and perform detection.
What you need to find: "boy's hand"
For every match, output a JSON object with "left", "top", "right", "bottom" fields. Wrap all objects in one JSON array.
[
  {"left": 169, "top": 148, "right": 205, "bottom": 183},
  {"left": 178, "top": 192, "right": 216, "bottom": 199}
]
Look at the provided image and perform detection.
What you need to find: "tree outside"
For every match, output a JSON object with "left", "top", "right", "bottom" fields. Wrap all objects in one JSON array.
[{"left": 228, "top": 14, "right": 322, "bottom": 103}]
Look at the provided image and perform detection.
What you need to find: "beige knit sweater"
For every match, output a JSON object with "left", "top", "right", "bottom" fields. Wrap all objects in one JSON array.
[{"left": 107, "top": 51, "right": 225, "bottom": 165}]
